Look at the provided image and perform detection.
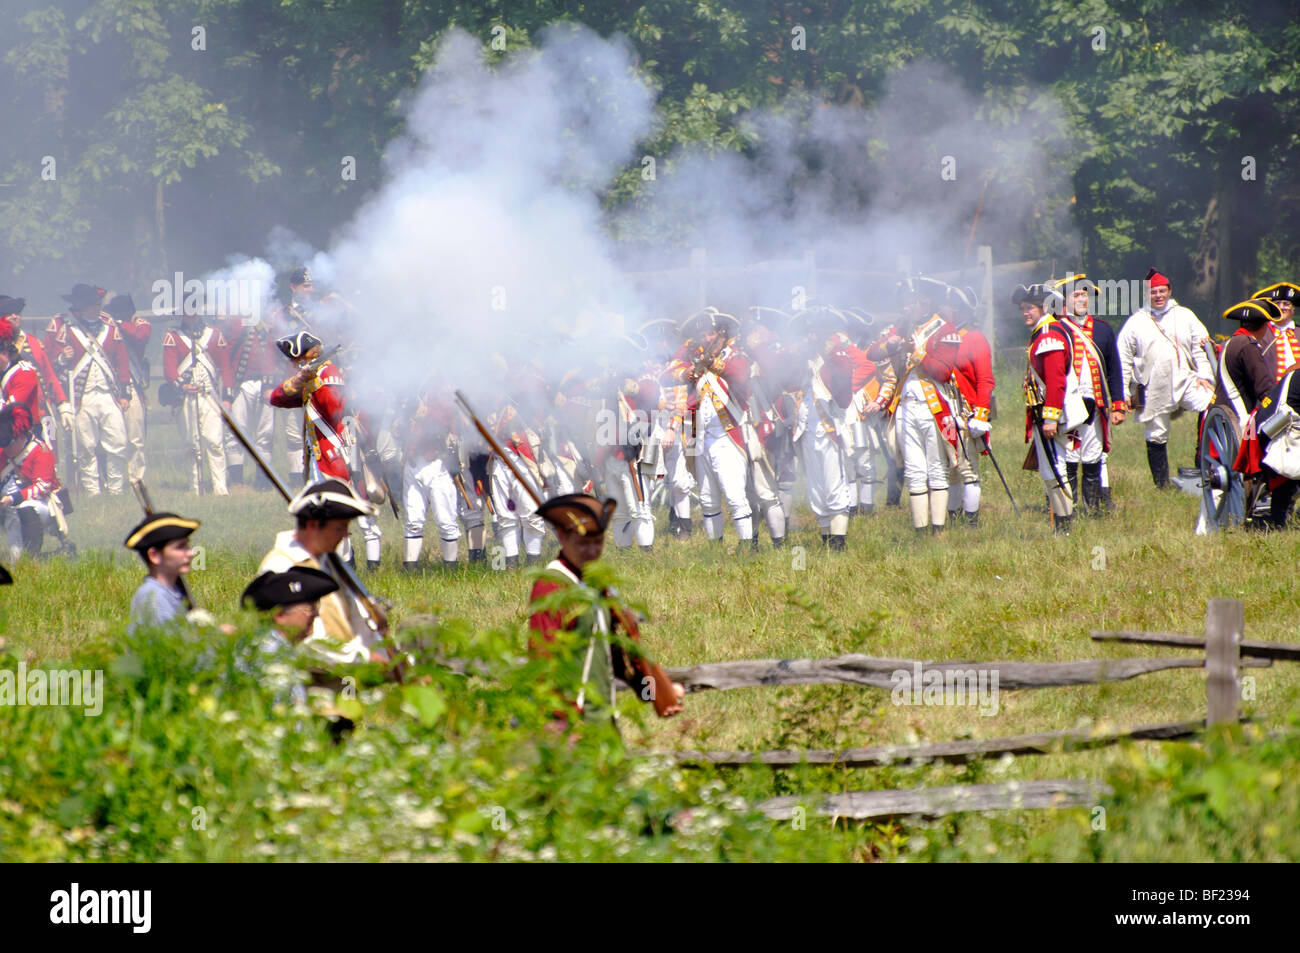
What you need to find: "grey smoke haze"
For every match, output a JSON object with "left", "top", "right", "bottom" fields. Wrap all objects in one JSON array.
[{"left": 210, "top": 25, "right": 1078, "bottom": 411}]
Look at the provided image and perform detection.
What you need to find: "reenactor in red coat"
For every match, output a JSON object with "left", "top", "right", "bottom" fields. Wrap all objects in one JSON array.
[
  {"left": 0, "top": 404, "right": 65, "bottom": 559},
  {"left": 1054, "top": 275, "right": 1124, "bottom": 514},
  {"left": 669, "top": 310, "right": 754, "bottom": 548},
  {"left": 44, "top": 283, "right": 132, "bottom": 496},
  {"left": 940, "top": 286, "right": 995, "bottom": 527},
  {"left": 105, "top": 293, "right": 152, "bottom": 483},
  {"left": 0, "top": 294, "right": 71, "bottom": 438},
  {"left": 163, "top": 311, "right": 234, "bottom": 495},
  {"left": 875, "top": 277, "right": 963, "bottom": 534},
  {"left": 1251, "top": 282, "right": 1300, "bottom": 382},
  {"left": 0, "top": 318, "right": 42, "bottom": 439},
  {"left": 1018, "top": 283, "right": 1078, "bottom": 535}
]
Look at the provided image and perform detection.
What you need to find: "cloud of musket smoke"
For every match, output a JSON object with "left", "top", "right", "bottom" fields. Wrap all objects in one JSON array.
[{"left": 210, "top": 29, "right": 1076, "bottom": 418}]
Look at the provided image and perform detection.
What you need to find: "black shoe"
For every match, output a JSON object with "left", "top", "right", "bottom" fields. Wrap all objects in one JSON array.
[
  {"left": 828, "top": 534, "right": 846, "bottom": 552},
  {"left": 504, "top": 556, "right": 519, "bottom": 569},
  {"left": 468, "top": 548, "right": 486, "bottom": 564},
  {"left": 1146, "top": 442, "right": 1170, "bottom": 489},
  {"left": 771, "top": 536, "right": 785, "bottom": 549},
  {"left": 640, "top": 545, "right": 653, "bottom": 554},
  {"left": 366, "top": 559, "right": 380, "bottom": 571},
  {"left": 525, "top": 554, "right": 540, "bottom": 566},
  {"left": 402, "top": 561, "right": 420, "bottom": 574},
  {"left": 442, "top": 560, "right": 459, "bottom": 570},
  {"left": 1053, "top": 514, "right": 1072, "bottom": 536},
  {"left": 860, "top": 503, "right": 874, "bottom": 516},
  {"left": 965, "top": 511, "right": 979, "bottom": 528}
]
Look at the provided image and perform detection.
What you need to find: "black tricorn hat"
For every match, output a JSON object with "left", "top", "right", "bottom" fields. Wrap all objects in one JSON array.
[
  {"left": 0, "top": 295, "right": 26, "bottom": 316},
  {"left": 288, "top": 478, "right": 376, "bottom": 521},
  {"left": 241, "top": 566, "right": 339, "bottom": 612},
  {"left": 124, "top": 512, "right": 200, "bottom": 553},
  {"left": 1223, "top": 299, "right": 1281, "bottom": 325},
  {"left": 537, "top": 493, "right": 616, "bottom": 536},
  {"left": 1252, "top": 282, "right": 1300, "bottom": 305},
  {"left": 105, "top": 293, "right": 137, "bottom": 321},
  {"left": 287, "top": 266, "right": 313, "bottom": 287},
  {"left": 61, "top": 283, "right": 106, "bottom": 309},
  {"left": 0, "top": 562, "right": 11, "bottom": 585},
  {"left": 277, "top": 330, "right": 322, "bottom": 360},
  {"left": 1012, "top": 282, "right": 1064, "bottom": 313},
  {"left": 896, "top": 274, "right": 949, "bottom": 302}
]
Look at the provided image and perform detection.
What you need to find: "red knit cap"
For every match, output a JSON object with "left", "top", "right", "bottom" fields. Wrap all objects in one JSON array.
[{"left": 1145, "top": 268, "right": 1171, "bottom": 288}]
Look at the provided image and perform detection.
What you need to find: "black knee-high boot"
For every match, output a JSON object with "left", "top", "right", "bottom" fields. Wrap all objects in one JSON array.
[
  {"left": 1066, "top": 461, "right": 1079, "bottom": 506},
  {"left": 1146, "top": 441, "right": 1170, "bottom": 489},
  {"left": 1081, "top": 462, "right": 1103, "bottom": 515}
]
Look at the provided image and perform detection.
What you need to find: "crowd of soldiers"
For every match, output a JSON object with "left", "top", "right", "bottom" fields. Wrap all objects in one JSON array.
[
  {"left": 6, "top": 267, "right": 1300, "bottom": 571},
  {"left": 6, "top": 264, "right": 1300, "bottom": 729}
]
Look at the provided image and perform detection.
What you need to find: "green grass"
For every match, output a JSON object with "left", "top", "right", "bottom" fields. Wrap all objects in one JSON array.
[{"left": 3, "top": 386, "right": 1300, "bottom": 861}]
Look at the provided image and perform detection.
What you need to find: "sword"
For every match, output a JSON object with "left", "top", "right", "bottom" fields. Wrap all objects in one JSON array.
[{"left": 980, "top": 435, "right": 1021, "bottom": 517}]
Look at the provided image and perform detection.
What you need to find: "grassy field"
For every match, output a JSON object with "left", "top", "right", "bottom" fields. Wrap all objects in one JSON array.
[{"left": 3, "top": 382, "right": 1300, "bottom": 861}]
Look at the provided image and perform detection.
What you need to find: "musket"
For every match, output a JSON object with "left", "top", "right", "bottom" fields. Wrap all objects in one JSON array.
[
  {"left": 210, "top": 393, "right": 394, "bottom": 654},
  {"left": 454, "top": 391, "right": 544, "bottom": 504},
  {"left": 1024, "top": 368, "right": 1072, "bottom": 501},
  {"left": 65, "top": 370, "right": 79, "bottom": 495},
  {"left": 130, "top": 480, "right": 195, "bottom": 611}
]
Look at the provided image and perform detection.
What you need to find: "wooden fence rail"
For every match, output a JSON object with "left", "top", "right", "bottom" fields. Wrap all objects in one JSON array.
[{"left": 757, "top": 779, "right": 1112, "bottom": 822}]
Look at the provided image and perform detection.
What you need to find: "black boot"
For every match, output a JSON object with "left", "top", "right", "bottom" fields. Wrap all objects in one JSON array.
[
  {"left": 18, "top": 507, "right": 44, "bottom": 556},
  {"left": 1066, "top": 461, "right": 1079, "bottom": 506},
  {"left": 771, "top": 536, "right": 785, "bottom": 549},
  {"left": 821, "top": 534, "right": 831, "bottom": 546},
  {"left": 504, "top": 555, "right": 519, "bottom": 569},
  {"left": 947, "top": 509, "right": 960, "bottom": 523},
  {"left": 402, "top": 560, "right": 420, "bottom": 574},
  {"left": 860, "top": 503, "right": 874, "bottom": 516},
  {"left": 1146, "top": 441, "right": 1170, "bottom": 489},
  {"left": 640, "top": 544, "right": 653, "bottom": 553},
  {"left": 1081, "top": 462, "right": 1103, "bottom": 515},
  {"left": 468, "top": 548, "right": 485, "bottom": 564},
  {"left": 366, "top": 559, "right": 380, "bottom": 571},
  {"left": 828, "top": 534, "right": 846, "bottom": 552},
  {"left": 525, "top": 554, "right": 541, "bottom": 566},
  {"left": 1269, "top": 482, "right": 1299, "bottom": 529},
  {"left": 1099, "top": 485, "right": 1116, "bottom": 512},
  {"left": 667, "top": 512, "right": 680, "bottom": 536},
  {"left": 1053, "top": 513, "right": 1072, "bottom": 536},
  {"left": 965, "top": 510, "right": 979, "bottom": 528}
]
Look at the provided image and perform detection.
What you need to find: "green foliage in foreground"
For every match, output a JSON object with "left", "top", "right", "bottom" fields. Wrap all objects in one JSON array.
[
  {"left": 3, "top": 581, "right": 1300, "bottom": 862},
  {"left": 0, "top": 606, "right": 852, "bottom": 862}
]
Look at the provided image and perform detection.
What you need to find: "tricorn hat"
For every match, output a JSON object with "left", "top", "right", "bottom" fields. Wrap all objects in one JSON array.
[
  {"left": 241, "top": 566, "right": 339, "bottom": 612},
  {"left": 536, "top": 493, "right": 616, "bottom": 536},
  {"left": 277, "top": 330, "right": 322, "bottom": 360},
  {"left": 0, "top": 562, "right": 11, "bottom": 585},
  {"left": 1012, "top": 283, "right": 1065, "bottom": 314},
  {"left": 1252, "top": 282, "right": 1300, "bottom": 305},
  {"left": 1223, "top": 299, "right": 1281, "bottom": 326},
  {"left": 0, "top": 295, "right": 26, "bottom": 317},
  {"left": 287, "top": 266, "right": 313, "bottom": 287},
  {"left": 896, "top": 274, "right": 949, "bottom": 303},
  {"left": 288, "top": 479, "right": 376, "bottom": 521},
  {"left": 945, "top": 285, "right": 980, "bottom": 314},
  {"left": 124, "top": 512, "right": 200, "bottom": 553},
  {"left": 105, "top": 293, "right": 137, "bottom": 321},
  {"left": 679, "top": 308, "right": 740, "bottom": 341},
  {"left": 60, "top": 283, "right": 106, "bottom": 310}
]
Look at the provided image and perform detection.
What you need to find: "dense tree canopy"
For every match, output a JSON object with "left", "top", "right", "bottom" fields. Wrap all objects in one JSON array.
[{"left": 2, "top": 0, "right": 1297, "bottom": 317}]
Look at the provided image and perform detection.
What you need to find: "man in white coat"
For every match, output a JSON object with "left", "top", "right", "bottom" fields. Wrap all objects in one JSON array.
[{"left": 1117, "top": 269, "right": 1215, "bottom": 488}]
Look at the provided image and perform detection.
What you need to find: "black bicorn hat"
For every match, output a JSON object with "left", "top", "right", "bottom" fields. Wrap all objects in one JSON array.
[
  {"left": 61, "top": 283, "right": 106, "bottom": 310},
  {"left": 536, "top": 493, "right": 617, "bottom": 536},
  {"left": 1223, "top": 299, "right": 1281, "bottom": 324},
  {"left": 288, "top": 478, "right": 376, "bottom": 520},
  {"left": 277, "top": 330, "right": 322, "bottom": 360},
  {"left": 124, "top": 512, "right": 200, "bottom": 553},
  {"left": 241, "top": 566, "right": 339, "bottom": 612}
]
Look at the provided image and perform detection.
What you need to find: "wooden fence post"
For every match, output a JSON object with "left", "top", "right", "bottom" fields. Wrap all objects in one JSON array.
[{"left": 1205, "top": 598, "right": 1243, "bottom": 726}]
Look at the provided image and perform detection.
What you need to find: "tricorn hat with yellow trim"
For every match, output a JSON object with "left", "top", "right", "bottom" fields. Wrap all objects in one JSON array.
[
  {"left": 1223, "top": 299, "right": 1281, "bottom": 326},
  {"left": 536, "top": 493, "right": 616, "bottom": 536},
  {"left": 1252, "top": 282, "right": 1300, "bottom": 305},
  {"left": 124, "top": 512, "right": 200, "bottom": 553}
]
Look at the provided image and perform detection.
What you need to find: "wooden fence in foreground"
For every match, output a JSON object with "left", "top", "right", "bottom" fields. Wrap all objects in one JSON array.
[{"left": 634, "top": 598, "right": 1299, "bottom": 822}]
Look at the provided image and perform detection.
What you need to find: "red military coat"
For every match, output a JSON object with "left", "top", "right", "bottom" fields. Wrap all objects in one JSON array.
[
  {"left": 1, "top": 360, "right": 42, "bottom": 437},
  {"left": 1, "top": 435, "right": 59, "bottom": 502},
  {"left": 44, "top": 315, "right": 132, "bottom": 397},
  {"left": 270, "top": 360, "right": 350, "bottom": 480}
]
